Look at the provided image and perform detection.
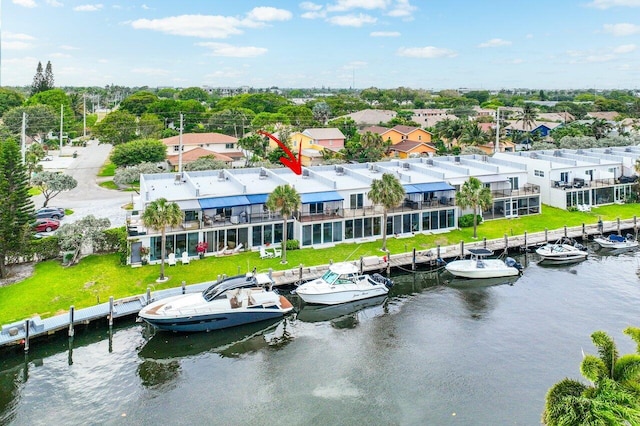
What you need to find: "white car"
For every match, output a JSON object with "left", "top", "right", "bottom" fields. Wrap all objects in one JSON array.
[{"left": 43, "top": 155, "right": 54, "bottom": 161}]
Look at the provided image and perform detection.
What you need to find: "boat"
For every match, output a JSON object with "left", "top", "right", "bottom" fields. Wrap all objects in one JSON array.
[
  {"left": 446, "top": 274, "right": 520, "bottom": 289},
  {"left": 138, "top": 273, "right": 294, "bottom": 332},
  {"left": 293, "top": 262, "right": 393, "bottom": 305},
  {"left": 594, "top": 233, "right": 639, "bottom": 250},
  {"left": 444, "top": 248, "right": 523, "bottom": 279},
  {"left": 535, "top": 237, "right": 588, "bottom": 264}
]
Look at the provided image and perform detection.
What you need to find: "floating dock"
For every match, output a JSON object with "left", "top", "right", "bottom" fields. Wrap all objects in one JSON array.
[{"left": 1, "top": 218, "right": 637, "bottom": 350}]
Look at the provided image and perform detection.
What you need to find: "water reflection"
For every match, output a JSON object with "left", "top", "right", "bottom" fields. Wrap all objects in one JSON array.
[{"left": 296, "top": 295, "right": 388, "bottom": 329}]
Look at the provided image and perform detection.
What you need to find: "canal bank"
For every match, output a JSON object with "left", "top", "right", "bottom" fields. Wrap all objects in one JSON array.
[{"left": 2, "top": 218, "right": 638, "bottom": 351}]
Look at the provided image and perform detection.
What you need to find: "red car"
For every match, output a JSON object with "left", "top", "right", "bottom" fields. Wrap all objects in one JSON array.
[{"left": 33, "top": 218, "right": 60, "bottom": 232}]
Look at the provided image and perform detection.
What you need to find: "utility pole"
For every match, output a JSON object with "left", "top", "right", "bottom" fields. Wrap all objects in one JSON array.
[
  {"left": 83, "top": 93, "right": 87, "bottom": 138},
  {"left": 21, "top": 112, "right": 26, "bottom": 163},
  {"left": 59, "top": 104, "right": 64, "bottom": 154},
  {"left": 494, "top": 107, "right": 501, "bottom": 154},
  {"left": 178, "top": 113, "right": 184, "bottom": 175}
]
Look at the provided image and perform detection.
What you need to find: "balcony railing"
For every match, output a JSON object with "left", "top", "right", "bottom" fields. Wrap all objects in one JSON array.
[{"left": 491, "top": 183, "right": 540, "bottom": 199}]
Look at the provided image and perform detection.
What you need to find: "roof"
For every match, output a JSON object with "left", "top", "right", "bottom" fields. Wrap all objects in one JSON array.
[
  {"left": 389, "top": 125, "right": 420, "bottom": 135},
  {"left": 390, "top": 140, "right": 434, "bottom": 152},
  {"left": 586, "top": 111, "right": 621, "bottom": 121},
  {"left": 339, "top": 109, "right": 396, "bottom": 125},
  {"left": 537, "top": 112, "right": 575, "bottom": 123},
  {"left": 162, "top": 132, "right": 238, "bottom": 146},
  {"left": 506, "top": 121, "right": 562, "bottom": 132},
  {"left": 360, "top": 125, "right": 390, "bottom": 135},
  {"left": 302, "top": 128, "right": 345, "bottom": 140},
  {"left": 166, "top": 147, "right": 233, "bottom": 164}
]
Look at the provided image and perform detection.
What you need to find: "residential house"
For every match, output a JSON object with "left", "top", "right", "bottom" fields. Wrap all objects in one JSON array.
[
  {"left": 505, "top": 121, "right": 563, "bottom": 138},
  {"left": 290, "top": 128, "right": 346, "bottom": 166},
  {"left": 161, "top": 133, "right": 243, "bottom": 165},
  {"left": 410, "top": 109, "right": 458, "bottom": 128},
  {"left": 338, "top": 109, "right": 397, "bottom": 127},
  {"left": 388, "top": 140, "right": 436, "bottom": 159},
  {"left": 380, "top": 125, "right": 433, "bottom": 145},
  {"left": 166, "top": 148, "right": 233, "bottom": 171}
]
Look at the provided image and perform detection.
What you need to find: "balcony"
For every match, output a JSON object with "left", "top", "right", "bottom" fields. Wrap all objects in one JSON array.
[{"left": 491, "top": 183, "right": 540, "bottom": 198}]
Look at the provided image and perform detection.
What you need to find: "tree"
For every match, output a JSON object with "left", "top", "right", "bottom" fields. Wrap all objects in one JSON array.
[
  {"left": 44, "top": 61, "right": 54, "bottom": 90},
  {"left": 138, "top": 113, "right": 164, "bottom": 138},
  {"left": 312, "top": 102, "right": 331, "bottom": 125},
  {"left": 459, "top": 123, "right": 489, "bottom": 146},
  {"left": 57, "top": 215, "right": 110, "bottom": 265},
  {"left": 183, "top": 156, "right": 227, "bottom": 171},
  {"left": 31, "top": 171, "right": 78, "bottom": 207},
  {"left": 207, "top": 108, "right": 255, "bottom": 138},
  {"left": 31, "top": 62, "right": 47, "bottom": 96},
  {"left": 141, "top": 198, "right": 184, "bottom": 281},
  {"left": 113, "top": 162, "right": 163, "bottom": 191},
  {"left": 0, "top": 88, "right": 25, "bottom": 118},
  {"left": 93, "top": 110, "right": 137, "bottom": 145},
  {"left": 516, "top": 104, "right": 538, "bottom": 147},
  {"left": 109, "top": 138, "right": 166, "bottom": 167},
  {"left": 542, "top": 327, "right": 640, "bottom": 425},
  {"left": 26, "top": 89, "right": 75, "bottom": 133},
  {"left": 368, "top": 173, "right": 405, "bottom": 252},
  {"left": 590, "top": 118, "right": 613, "bottom": 140},
  {"left": 343, "top": 131, "right": 390, "bottom": 163},
  {"left": 2, "top": 105, "right": 57, "bottom": 143},
  {"left": 25, "top": 142, "right": 46, "bottom": 176},
  {"left": 266, "top": 185, "right": 300, "bottom": 264},
  {"left": 238, "top": 134, "right": 269, "bottom": 165},
  {"left": 118, "top": 91, "right": 159, "bottom": 116},
  {"left": 0, "top": 139, "right": 35, "bottom": 278},
  {"left": 455, "top": 177, "right": 492, "bottom": 239},
  {"left": 177, "top": 87, "right": 209, "bottom": 103}
]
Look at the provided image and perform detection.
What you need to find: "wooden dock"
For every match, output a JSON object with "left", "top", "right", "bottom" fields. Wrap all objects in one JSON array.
[{"left": 1, "top": 218, "right": 637, "bottom": 350}]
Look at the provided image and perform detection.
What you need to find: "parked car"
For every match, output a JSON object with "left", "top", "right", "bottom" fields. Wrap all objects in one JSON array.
[
  {"left": 33, "top": 218, "right": 60, "bottom": 232},
  {"left": 36, "top": 207, "right": 65, "bottom": 220},
  {"left": 618, "top": 175, "right": 638, "bottom": 184},
  {"left": 42, "top": 155, "right": 54, "bottom": 161}
]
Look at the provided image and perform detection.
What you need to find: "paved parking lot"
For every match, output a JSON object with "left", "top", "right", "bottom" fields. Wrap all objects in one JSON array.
[{"left": 33, "top": 140, "right": 130, "bottom": 229}]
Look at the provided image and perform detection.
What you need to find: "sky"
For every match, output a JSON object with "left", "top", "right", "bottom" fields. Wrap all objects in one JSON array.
[{"left": 2, "top": 0, "right": 640, "bottom": 90}]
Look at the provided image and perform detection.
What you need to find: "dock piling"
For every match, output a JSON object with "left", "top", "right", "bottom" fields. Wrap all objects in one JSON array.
[
  {"left": 483, "top": 237, "right": 486, "bottom": 249},
  {"left": 146, "top": 288, "right": 151, "bottom": 305},
  {"left": 504, "top": 234, "right": 508, "bottom": 251},
  {"left": 359, "top": 256, "right": 364, "bottom": 274},
  {"left": 524, "top": 231, "right": 527, "bottom": 250},
  {"left": 386, "top": 251, "right": 391, "bottom": 277},
  {"left": 108, "top": 296, "right": 114, "bottom": 327},
  {"left": 181, "top": 281, "right": 186, "bottom": 295},
  {"left": 24, "top": 320, "right": 30, "bottom": 352},
  {"left": 564, "top": 226, "right": 567, "bottom": 237},
  {"left": 618, "top": 218, "right": 621, "bottom": 235},
  {"left": 545, "top": 228, "right": 548, "bottom": 242},
  {"left": 299, "top": 264, "right": 303, "bottom": 284},
  {"left": 460, "top": 241, "right": 464, "bottom": 258},
  {"left": 68, "top": 306, "right": 75, "bottom": 337},
  {"left": 412, "top": 249, "right": 416, "bottom": 271}
]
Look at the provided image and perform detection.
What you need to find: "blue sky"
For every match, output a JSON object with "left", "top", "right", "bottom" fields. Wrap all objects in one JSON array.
[{"left": 3, "top": 0, "right": 640, "bottom": 90}]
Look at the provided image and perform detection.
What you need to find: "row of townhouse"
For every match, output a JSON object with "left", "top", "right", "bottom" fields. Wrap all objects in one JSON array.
[{"left": 125, "top": 147, "right": 639, "bottom": 265}]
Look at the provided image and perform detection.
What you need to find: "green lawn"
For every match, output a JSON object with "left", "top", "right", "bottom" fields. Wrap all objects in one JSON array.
[
  {"left": 99, "top": 180, "right": 119, "bottom": 190},
  {"left": 0, "top": 204, "right": 637, "bottom": 325},
  {"left": 98, "top": 162, "right": 116, "bottom": 177}
]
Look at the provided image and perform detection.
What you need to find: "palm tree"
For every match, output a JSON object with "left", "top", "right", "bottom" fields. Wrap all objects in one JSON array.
[
  {"left": 516, "top": 104, "right": 538, "bottom": 148},
  {"left": 368, "top": 173, "right": 405, "bottom": 252},
  {"left": 266, "top": 184, "right": 300, "bottom": 264},
  {"left": 590, "top": 118, "right": 613, "bottom": 140},
  {"left": 542, "top": 327, "right": 640, "bottom": 425},
  {"left": 459, "top": 122, "right": 489, "bottom": 147},
  {"left": 141, "top": 198, "right": 184, "bottom": 281},
  {"left": 455, "top": 177, "right": 492, "bottom": 239}
]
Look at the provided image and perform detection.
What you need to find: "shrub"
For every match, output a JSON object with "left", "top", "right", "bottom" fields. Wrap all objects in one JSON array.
[
  {"left": 27, "top": 236, "right": 60, "bottom": 261},
  {"left": 95, "top": 227, "right": 128, "bottom": 264},
  {"left": 458, "top": 214, "right": 483, "bottom": 228},
  {"left": 283, "top": 239, "right": 300, "bottom": 250}
]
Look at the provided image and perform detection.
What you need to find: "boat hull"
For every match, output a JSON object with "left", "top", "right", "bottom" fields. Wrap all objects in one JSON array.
[
  {"left": 140, "top": 309, "right": 288, "bottom": 333},
  {"left": 536, "top": 243, "right": 588, "bottom": 264},
  {"left": 296, "top": 284, "right": 389, "bottom": 305},
  {"left": 445, "top": 259, "right": 520, "bottom": 279},
  {"left": 594, "top": 238, "right": 638, "bottom": 250}
]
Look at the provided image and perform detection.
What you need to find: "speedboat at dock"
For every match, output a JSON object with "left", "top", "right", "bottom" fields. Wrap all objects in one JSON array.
[
  {"left": 138, "top": 273, "right": 294, "bottom": 332},
  {"left": 536, "top": 238, "right": 588, "bottom": 264},
  {"left": 444, "top": 248, "right": 523, "bottom": 279},
  {"left": 593, "top": 233, "right": 638, "bottom": 250},
  {"left": 294, "top": 262, "right": 393, "bottom": 305}
]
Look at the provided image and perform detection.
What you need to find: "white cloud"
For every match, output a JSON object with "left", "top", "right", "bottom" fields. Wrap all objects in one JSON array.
[
  {"left": 525, "top": 34, "right": 534, "bottom": 39},
  {"left": 397, "top": 46, "right": 457, "bottom": 58},
  {"left": 302, "top": 10, "right": 326, "bottom": 18},
  {"left": 246, "top": 7, "right": 293, "bottom": 22},
  {"left": 59, "top": 45, "right": 80, "bottom": 50},
  {"left": 585, "top": 54, "right": 616, "bottom": 62},
  {"left": 12, "top": 0, "right": 36, "bottom": 8},
  {"left": 4, "top": 31, "right": 36, "bottom": 41},
  {"left": 345, "top": 60, "right": 367, "bottom": 68},
  {"left": 603, "top": 23, "right": 640, "bottom": 36},
  {"left": 613, "top": 43, "right": 636, "bottom": 53},
  {"left": 73, "top": 4, "right": 104, "bottom": 12},
  {"left": 3, "top": 41, "right": 34, "bottom": 50},
  {"left": 197, "top": 42, "right": 268, "bottom": 57},
  {"left": 327, "top": 0, "right": 390, "bottom": 12},
  {"left": 478, "top": 38, "right": 512, "bottom": 48},
  {"left": 586, "top": 0, "right": 640, "bottom": 9},
  {"left": 98, "top": 59, "right": 108, "bottom": 63},
  {"left": 387, "top": 0, "right": 416, "bottom": 17},
  {"left": 46, "top": 0, "right": 64, "bottom": 6},
  {"left": 370, "top": 31, "right": 401, "bottom": 37},
  {"left": 511, "top": 58, "right": 525, "bottom": 64},
  {"left": 131, "top": 67, "right": 170, "bottom": 76},
  {"left": 141, "top": 4, "right": 151, "bottom": 10},
  {"left": 300, "top": 2, "right": 323, "bottom": 11},
  {"left": 327, "top": 13, "right": 377, "bottom": 27},
  {"left": 131, "top": 15, "right": 245, "bottom": 38}
]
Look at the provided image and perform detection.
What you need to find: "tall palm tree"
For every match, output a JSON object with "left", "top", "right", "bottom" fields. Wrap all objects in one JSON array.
[
  {"left": 459, "top": 122, "right": 489, "bottom": 146},
  {"left": 266, "top": 184, "right": 300, "bottom": 264},
  {"left": 542, "top": 327, "right": 640, "bottom": 425},
  {"left": 455, "top": 177, "right": 492, "bottom": 239},
  {"left": 516, "top": 104, "right": 538, "bottom": 148},
  {"left": 141, "top": 197, "right": 184, "bottom": 281},
  {"left": 590, "top": 118, "right": 613, "bottom": 140},
  {"left": 368, "top": 173, "right": 405, "bottom": 252}
]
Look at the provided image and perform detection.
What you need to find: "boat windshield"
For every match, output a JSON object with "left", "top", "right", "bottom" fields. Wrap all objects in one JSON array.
[
  {"left": 321, "top": 270, "right": 339, "bottom": 285},
  {"left": 202, "top": 275, "right": 255, "bottom": 302}
]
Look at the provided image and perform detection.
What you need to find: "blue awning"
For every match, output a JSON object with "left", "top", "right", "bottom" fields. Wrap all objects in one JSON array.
[
  {"left": 411, "top": 182, "right": 455, "bottom": 193},
  {"left": 301, "top": 191, "right": 343, "bottom": 204},
  {"left": 198, "top": 195, "right": 250, "bottom": 210},
  {"left": 246, "top": 194, "right": 268, "bottom": 204},
  {"left": 403, "top": 184, "right": 421, "bottom": 194}
]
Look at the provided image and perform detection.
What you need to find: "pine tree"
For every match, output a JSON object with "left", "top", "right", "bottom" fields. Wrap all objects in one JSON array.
[
  {"left": 31, "top": 61, "right": 45, "bottom": 96},
  {"left": 44, "top": 61, "right": 54, "bottom": 90},
  {"left": 0, "top": 139, "right": 35, "bottom": 278}
]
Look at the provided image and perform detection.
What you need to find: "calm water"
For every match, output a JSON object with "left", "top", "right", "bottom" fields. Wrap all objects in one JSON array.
[{"left": 2, "top": 246, "right": 640, "bottom": 425}]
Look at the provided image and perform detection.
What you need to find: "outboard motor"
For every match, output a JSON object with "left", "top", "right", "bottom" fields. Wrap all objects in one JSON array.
[
  {"left": 505, "top": 257, "right": 524, "bottom": 273},
  {"left": 372, "top": 273, "right": 393, "bottom": 289}
]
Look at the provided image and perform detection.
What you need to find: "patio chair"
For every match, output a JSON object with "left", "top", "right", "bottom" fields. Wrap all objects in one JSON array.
[
  {"left": 232, "top": 243, "right": 244, "bottom": 253},
  {"left": 167, "top": 253, "right": 176, "bottom": 266},
  {"left": 272, "top": 246, "right": 282, "bottom": 258},
  {"left": 181, "top": 251, "right": 190, "bottom": 265},
  {"left": 216, "top": 245, "right": 227, "bottom": 257},
  {"left": 260, "top": 246, "right": 274, "bottom": 259}
]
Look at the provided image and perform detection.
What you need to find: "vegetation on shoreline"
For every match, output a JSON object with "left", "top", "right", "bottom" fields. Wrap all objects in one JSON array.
[{"left": 0, "top": 204, "right": 637, "bottom": 324}]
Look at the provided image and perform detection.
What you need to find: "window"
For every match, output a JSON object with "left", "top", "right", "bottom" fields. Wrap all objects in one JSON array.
[
  {"left": 508, "top": 177, "right": 519, "bottom": 191},
  {"left": 534, "top": 170, "right": 545, "bottom": 177},
  {"left": 225, "top": 143, "right": 234, "bottom": 149},
  {"left": 350, "top": 193, "right": 364, "bottom": 209},
  {"left": 560, "top": 172, "right": 569, "bottom": 183},
  {"left": 308, "top": 202, "right": 324, "bottom": 215},
  {"left": 173, "top": 145, "right": 184, "bottom": 152}
]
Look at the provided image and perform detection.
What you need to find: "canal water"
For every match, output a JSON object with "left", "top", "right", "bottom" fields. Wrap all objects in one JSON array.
[{"left": 1, "top": 246, "right": 639, "bottom": 425}]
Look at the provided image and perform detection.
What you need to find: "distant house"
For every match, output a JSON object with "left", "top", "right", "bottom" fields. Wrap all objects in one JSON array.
[
  {"left": 166, "top": 148, "right": 233, "bottom": 171},
  {"left": 380, "top": 125, "right": 433, "bottom": 145},
  {"left": 162, "top": 132, "right": 242, "bottom": 156},
  {"left": 586, "top": 111, "right": 621, "bottom": 121},
  {"left": 505, "top": 121, "right": 563, "bottom": 138},
  {"left": 410, "top": 109, "right": 458, "bottom": 127},
  {"left": 338, "top": 109, "right": 396, "bottom": 127},
  {"left": 537, "top": 112, "right": 575, "bottom": 123},
  {"left": 289, "top": 128, "right": 346, "bottom": 167},
  {"left": 388, "top": 140, "right": 436, "bottom": 159}
]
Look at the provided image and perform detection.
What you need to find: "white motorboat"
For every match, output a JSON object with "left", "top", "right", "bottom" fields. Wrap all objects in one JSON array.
[
  {"left": 536, "top": 238, "right": 588, "bottom": 264},
  {"left": 293, "top": 262, "right": 393, "bottom": 305},
  {"left": 445, "top": 248, "right": 523, "bottom": 279},
  {"left": 138, "top": 273, "right": 294, "bottom": 332},
  {"left": 594, "top": 233, "right": 639, "bottom": 250}
]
